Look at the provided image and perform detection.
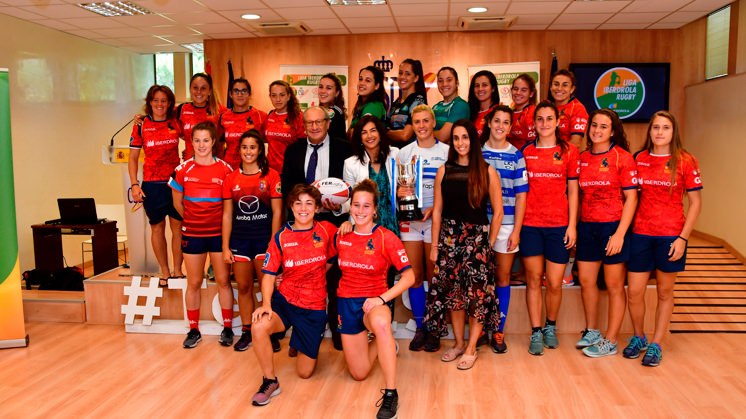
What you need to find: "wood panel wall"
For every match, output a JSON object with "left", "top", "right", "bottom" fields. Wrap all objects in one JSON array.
[{"left": 205, "top": 21, "right": 705, "bottom": 151}]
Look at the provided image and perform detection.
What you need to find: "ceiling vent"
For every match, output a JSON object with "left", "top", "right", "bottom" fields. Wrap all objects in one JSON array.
[
  {"left": 251, "top": 22, "right": 312, "bottom": 36},
  {"left": 457, "top": 16, "right": 517, "bottom": 31}
]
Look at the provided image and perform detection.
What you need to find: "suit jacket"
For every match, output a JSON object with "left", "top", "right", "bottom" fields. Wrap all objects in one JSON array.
[{"left": 281, "top": 135, "right": 352, "bottom": 226}]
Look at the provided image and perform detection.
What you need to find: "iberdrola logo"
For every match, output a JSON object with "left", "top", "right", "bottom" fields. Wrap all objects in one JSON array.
[{"left": 593, "top": 67, "right": 645, "bottom": 119}]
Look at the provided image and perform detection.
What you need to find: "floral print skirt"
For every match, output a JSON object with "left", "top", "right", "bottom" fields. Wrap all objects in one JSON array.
[{"left": 424, "top": 218, "right": 500, "bottom": 337}]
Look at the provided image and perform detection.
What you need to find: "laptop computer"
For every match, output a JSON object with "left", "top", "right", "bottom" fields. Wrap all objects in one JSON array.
[{"left": 55, "top": 198, "right": 103, "bottom": 225}]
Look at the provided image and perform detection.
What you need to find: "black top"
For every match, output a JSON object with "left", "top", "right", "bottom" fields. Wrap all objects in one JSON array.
[
  {"left": 440, "top": 162, "right": 489, "bottom": 225},
  {"left": 327, "top": 105, "right": 348, "bottom": 142}
]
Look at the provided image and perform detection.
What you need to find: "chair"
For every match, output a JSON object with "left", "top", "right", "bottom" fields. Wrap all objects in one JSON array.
[{"left": 81, "top": 204, "right": 128, "bottom": 277}]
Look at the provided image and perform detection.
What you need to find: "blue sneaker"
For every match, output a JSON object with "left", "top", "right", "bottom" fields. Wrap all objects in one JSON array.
[
  {"left": 543, "top": 325, "right": 559, "bottom": 349},
  {"left": 528, "top": 330, "right": 544, "bottom": 356},
  {"left": 642, "top": 343, "right": 662, "bottom": 367},
  {"left": 622, "top": 334, "right": 648, "bottom": 359},
  {"left": 576, "top": 329, "right": 602, "bottom": 349}
]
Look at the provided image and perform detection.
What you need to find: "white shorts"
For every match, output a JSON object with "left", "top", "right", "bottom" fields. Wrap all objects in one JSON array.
[
  {"left": 492, "top": 224, "right": 520, "bottom": 254},
  {"left": 399, "top": 219, "right": 432, "bottom": 244}
]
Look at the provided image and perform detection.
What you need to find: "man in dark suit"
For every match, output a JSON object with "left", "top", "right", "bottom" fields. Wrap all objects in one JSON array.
[{"left": 281, "top": 105, "right": 352, "bottom": 350}]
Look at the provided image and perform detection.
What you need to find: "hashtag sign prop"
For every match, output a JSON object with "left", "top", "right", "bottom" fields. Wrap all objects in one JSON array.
[{"left": 121, "top": 276, "right": 163, "bottom": 325}]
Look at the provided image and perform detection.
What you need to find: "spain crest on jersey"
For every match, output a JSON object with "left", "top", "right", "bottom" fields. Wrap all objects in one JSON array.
[
  {"left": 599, "top": 157, "right": 609, "bottom": 172},
  {"left": 365, "top": 238, "right": 375, "bottom": 255},
  {"left": 313, "top": 231, "right": 324, "bottom": 248},
  {"left": 553, "top": 151, "right": 563, "bottom": 164},
  {"left": 664, "top": 159, "right": 672, "bottom": 174}
]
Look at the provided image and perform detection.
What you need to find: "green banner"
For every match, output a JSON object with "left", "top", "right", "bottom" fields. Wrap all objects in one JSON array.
[{"left": 0, "top": 69, "right": 26, "bottom": 347}]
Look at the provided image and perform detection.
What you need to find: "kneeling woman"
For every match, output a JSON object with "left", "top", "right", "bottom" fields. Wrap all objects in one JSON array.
[
  {"left": 425, "top": 119, "right": 503, "bottom": 370},
  {"left": 250, "top": 184, "right": 338, "bottom": 406},
  {"left": 335, "top": 179, "right": 414, "bottom": 419},
  {"left": 169, "top": 121, "right": 234, "bottom": 348}
]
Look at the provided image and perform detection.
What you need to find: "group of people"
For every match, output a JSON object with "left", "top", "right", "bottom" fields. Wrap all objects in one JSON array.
[{"left": 128, "top": 61, "right": 702, "bottom": 419}]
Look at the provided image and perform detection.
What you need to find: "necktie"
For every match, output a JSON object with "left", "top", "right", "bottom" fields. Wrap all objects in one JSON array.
[{"left": 305, "top": 143, "right": 322, "bottom": 184}]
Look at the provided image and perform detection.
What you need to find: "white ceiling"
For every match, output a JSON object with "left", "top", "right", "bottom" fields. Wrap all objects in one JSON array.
[{"left": 0, "top": 0, "right": 734, "bottom": 54}]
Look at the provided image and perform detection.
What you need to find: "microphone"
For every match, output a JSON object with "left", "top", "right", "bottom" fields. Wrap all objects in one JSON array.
[{"left": 110, "top": 118, "right": 134, "bottom": 146}]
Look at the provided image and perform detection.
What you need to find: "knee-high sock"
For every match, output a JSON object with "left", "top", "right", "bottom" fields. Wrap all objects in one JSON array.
[
  {"left": 409, "top": 285, "right": 426, "bottom": 329},
  {"left": 497, "top": 285, "right": 511, "bottom": 333}
]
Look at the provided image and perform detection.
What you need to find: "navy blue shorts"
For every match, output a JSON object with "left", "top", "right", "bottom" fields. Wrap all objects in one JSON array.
[
  {"left": 627, "top": 234, "right": 687, "bottom": 273},
  {"left": 229, "top": 237, "right": 270, "bottom": 262},
  {"left": 337, "top": 297, "right": 368, "bottom": 335},
  {"left": 520, "top": 225, "right": 570, "bottom": 264},
  {"left": 141, "top": 181, "right": 182, "bottom": 225},
  {"left": 576, "top": 221, "right": 629, "bottom": 264},
  {"left": 181, "top": 235, "right": 222, "bottom": 254},
  {"left": 271, "top": 292, "right": 327, "bottom": 359}
]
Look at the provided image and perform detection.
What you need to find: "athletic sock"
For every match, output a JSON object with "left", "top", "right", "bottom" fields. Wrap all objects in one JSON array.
[
  {"left": 222, "top": 308, "right": 233, "bottom": 328},
  {"left": 496, "top": 285, "right": 511, "bottom": 333},
  {"left": 409, "top": 285, "right": 426, "bottom": 329},
  {"left": 242, "top": 324, "right": 251, "bottom": 333},
  {"left": 532, "top": 326, "right": 542, "bottom": 334},
  {"left": 187, "top": 309, "right": 200, "bottom": 331},
  {"left": 545, "top": 318, "right": 556, "bottom": 327}
]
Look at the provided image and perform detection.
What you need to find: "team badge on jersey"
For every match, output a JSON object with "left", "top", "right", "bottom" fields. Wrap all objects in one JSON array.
[
  {"left": 365, "top": 238, "right": 375, "bottom": 255},
  {"left": 599, "top": 157, "right": 609, "bottom": 172},
  {"left": 263, "top": 252, "right": 270, "bottom": 267},
  {"left": 275, "top": 182, "right": 282, "bottom": 194},
  {"left": 553, "top": 151, "right": 563, "bottom": 164},
  {"left": 664, "top": 159, "right": 672, "bottom": 173},
  {"left": 259, "top": 180, "right": 267, "bottom": 192},
  {"left": 313, "top": 231, "right": 324, "bottom": 248}
]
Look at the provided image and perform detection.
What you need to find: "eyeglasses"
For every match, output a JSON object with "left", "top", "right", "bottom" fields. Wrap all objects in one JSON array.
[
  {"left": 304, "top": 119, "right": 328, "bottom": 127},
  {"left": 232, "top": 89, "right": 249, "bottom": 95}
]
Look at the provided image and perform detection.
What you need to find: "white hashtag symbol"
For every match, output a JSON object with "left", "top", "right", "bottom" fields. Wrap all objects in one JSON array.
[{"left": 121, "top": 276, "right": 162, "bottom": 325}]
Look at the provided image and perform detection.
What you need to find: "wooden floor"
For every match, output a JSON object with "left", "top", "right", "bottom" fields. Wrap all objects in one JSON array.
[{"left": 2, "top": 322, "right": 746, "bottom": 418}]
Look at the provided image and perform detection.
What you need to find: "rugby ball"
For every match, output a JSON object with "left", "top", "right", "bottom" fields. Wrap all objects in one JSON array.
[{"left": 312, "top": 177, "right": 352, "bottom": 206}]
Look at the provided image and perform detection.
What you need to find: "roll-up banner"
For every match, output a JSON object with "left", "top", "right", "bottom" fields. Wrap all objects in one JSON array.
[
  {"left": 0, "top": 68, "right": 28, "bottom": 349},
  {"left": 468, "top": 62, "right": 541, "bottom": 106}
]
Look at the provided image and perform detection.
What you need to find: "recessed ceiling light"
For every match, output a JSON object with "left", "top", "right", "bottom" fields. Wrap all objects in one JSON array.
[
  {"left": 77, "top": 2, "right": 153, "bottom": 17},
  {"left": 241, "top": 14, "right": 261, "bottom": 20},
  {"left": 180, "top": 43, "right": 203, "bottom": 53},
  {"left": 468, "top": 7, "right": 488, "bottom": 13},
  {"left": 326, "top": 0, "right": 387, "bottom": 5}
]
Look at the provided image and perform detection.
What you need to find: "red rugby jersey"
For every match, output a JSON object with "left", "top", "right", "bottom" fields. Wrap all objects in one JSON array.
[
  {"left": 632, "top": 150, "right": 703, "bottom": 237},
  {"left": 522, "top": 142, "right": 580, "bottom": 227},
  {"left": 169, "top": 157, "right": 233, "bottom": 236},
  {"left": 579, "top": 144, "right": 637, "bottom": 223},
  {"left": 474, "top": 104, "right": 498, "bottom": 138},
  {"left": 219, "top": 107, "right": 267, "bottom": 170},
  {"left": 222, "top": 167, "right": 282, "bottom": 241},
  {"left": 556, "top": 98, "right": 588, "bottom": 144},
  {"left": 177, "top": 102, "right": 225, "bottom": 159},
  {"left": 335, "top": 225, "right": 412, "bottom": 299},
  {"left": 509, "top": 104, "right": 536, "bottom": 150},
  {"left": 262, "top": 221, "right": 338, "bottom": 310},
  {"left": 130, "top": 116, "right": 182, "bottom": 182},
  {"left": 264, "top": 110, "right": 306, "bottom": 173}
]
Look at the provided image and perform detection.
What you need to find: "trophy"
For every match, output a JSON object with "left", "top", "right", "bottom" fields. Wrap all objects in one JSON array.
[{"left": 396, "top": 157, "right": 423, "bottom": 221}]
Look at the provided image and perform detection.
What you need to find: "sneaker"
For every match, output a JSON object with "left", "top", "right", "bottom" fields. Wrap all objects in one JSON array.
[
  {"left": 641, "top": 343, "right": 662, "bottom": 367},
  {"left": 251, "top": 377, "right": 281, "bottom": 406},
  {"left": 542, "top": 325, "right": 559, "bottom": 349},
  {"left": 234, "top": 330, "right": 251, "bottom": 351},
  {"left": 270, "top": 334, "right": 281, "bottom": 353},
  {"left": 183, "top": 328, "right": 202, "bottom": 348},
  {"left": 576, "top": 329, "right": 602, "bottom": 348},
  {"left": 423, "top": 331, "right": 440, "bottom": 352},
  {"left": 395, "top": 341, "right": 400, "bottom": 356},
  {"left": 376, "top": 389, "right": 399, "bottom": 419},
  {"left": 582, "top": 338, "right": 618, "bottom": 358},
  {"left": 562, "top": 275, "right": 574, "bottom": 287},
  {"left": 476, "top": 330, "right": 490, "bottom": 348},
  {"left": 491, "top": 331, "right": 507, "bottom": 354},
  {"left": 622, "top": 334, "right": 649, "bottom": 359},
  {"left": 408, "top": 327, "right": 426, "bottom": 351},
  {"left": 288, "top": 346, "right": 298, "bottom": 357},
  {"left": 219, "top": 327, "right": 234, "bottom": 346},
  {"left": 528, "top": 330, "right": 544, "bottom": 356}
]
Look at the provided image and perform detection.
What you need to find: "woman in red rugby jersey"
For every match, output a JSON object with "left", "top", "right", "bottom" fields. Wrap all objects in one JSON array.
[
  {"left": 264, "top": 80, "right": 306, "bottom": 173},
  {"left": 508, "top": 73, "right": 538, "bottom": 150},
  {"left": 218, "top": 78, "right": 267, "bottom": 170}
]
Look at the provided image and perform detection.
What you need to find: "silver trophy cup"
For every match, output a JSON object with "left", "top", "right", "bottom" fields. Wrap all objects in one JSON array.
[{"left": 397, "top": 159, "right": 423, "bottom": 221}]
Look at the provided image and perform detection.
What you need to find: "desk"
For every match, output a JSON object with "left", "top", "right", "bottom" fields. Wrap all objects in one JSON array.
[{"left": 31, "top": 221, "right": 118, "bottom": 276}]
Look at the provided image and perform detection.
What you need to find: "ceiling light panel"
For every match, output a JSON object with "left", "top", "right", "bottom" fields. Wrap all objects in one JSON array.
[{"left": 77, "top": 2, "right": 154, "bottom": 17}]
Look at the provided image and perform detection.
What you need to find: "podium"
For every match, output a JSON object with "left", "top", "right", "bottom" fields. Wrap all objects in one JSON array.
[{"left": 32, "top": 221, "right": 118, "bottom": 276}]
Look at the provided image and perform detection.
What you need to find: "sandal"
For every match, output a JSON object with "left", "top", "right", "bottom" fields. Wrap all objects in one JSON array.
[
  {"left": 441, "top": 346, "right": 465, "bottom": 362},
  {"left": 158, "top": 277, "right": 169, "bottom": 288},
  {"left": 457, "top": 352, "right": 478, "bottom": 370}
]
